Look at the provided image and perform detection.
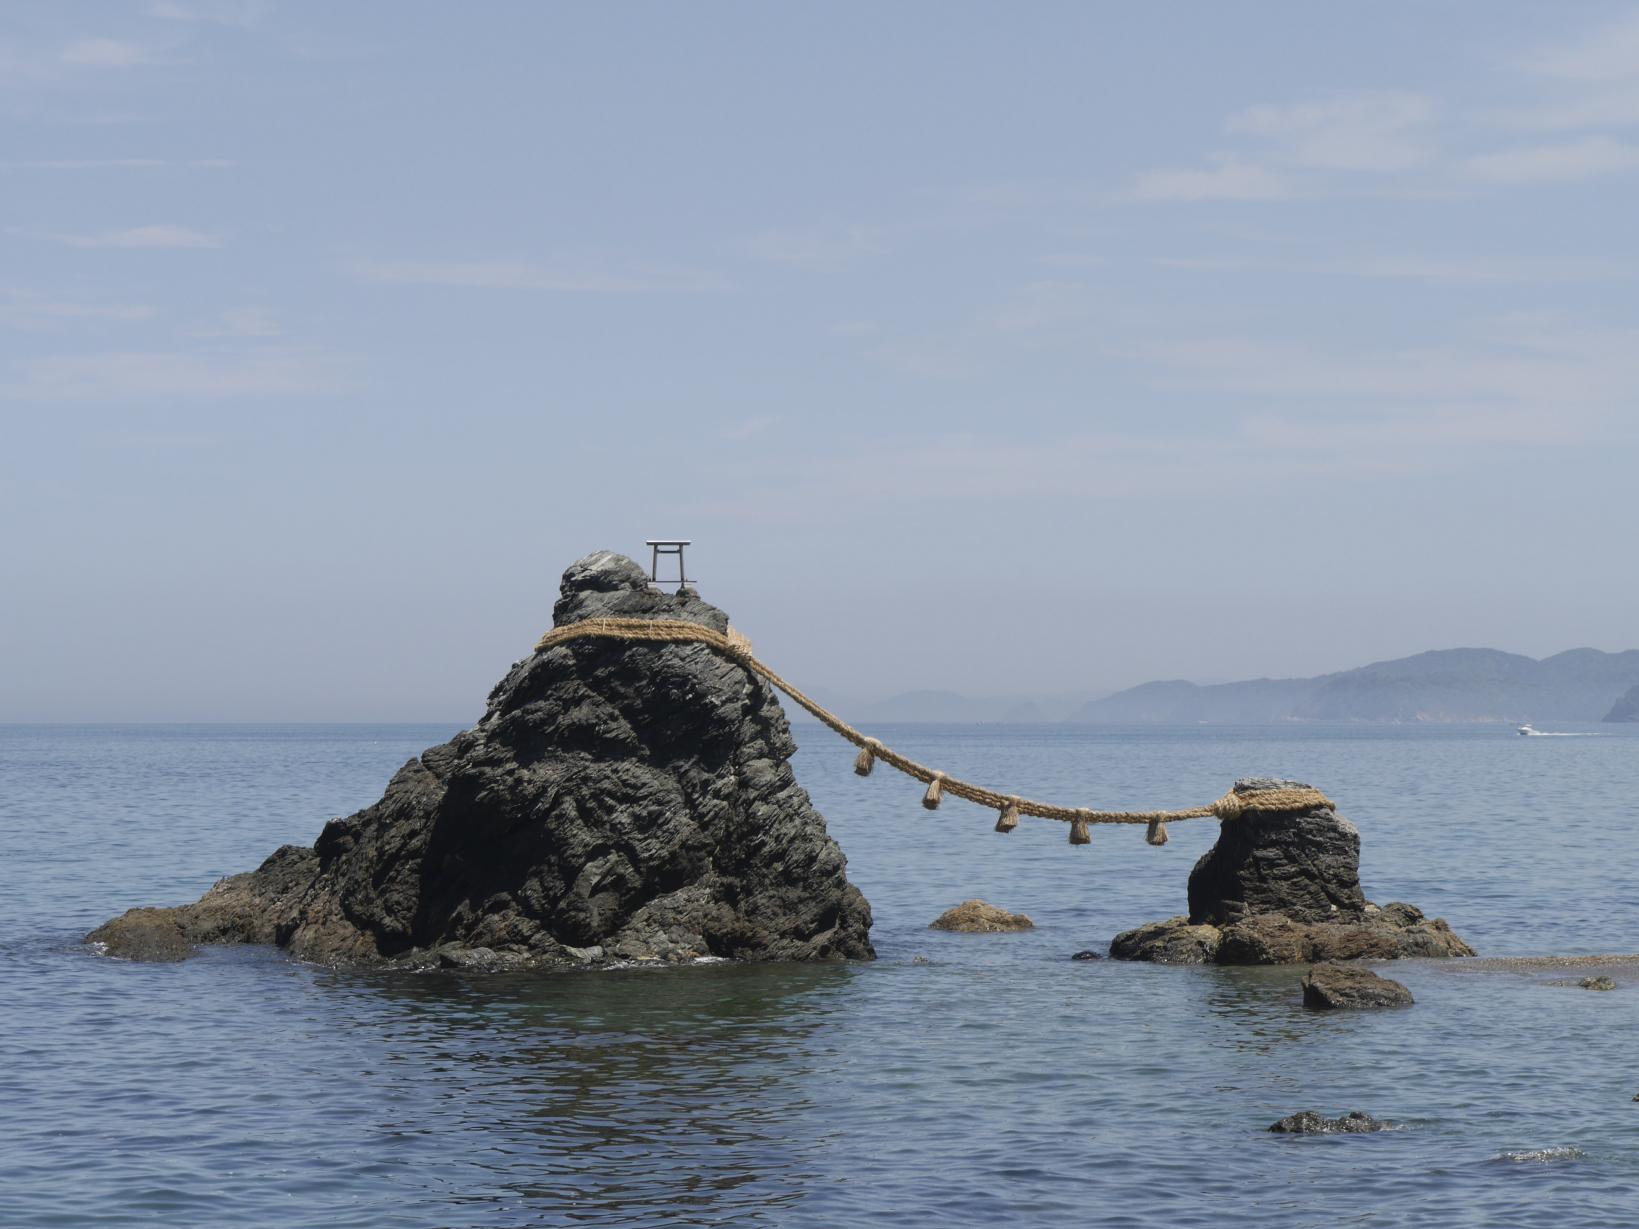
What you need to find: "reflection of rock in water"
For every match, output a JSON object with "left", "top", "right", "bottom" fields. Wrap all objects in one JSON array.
[
  {"left": 89, "top": 551, "right": 872, "bottom": 969},
  {"left": 1111, "top": 780, "right": 1474, "bottom": 965},
  {"left": 358, "top": 962, "right": 858, "bottom": 1219}
]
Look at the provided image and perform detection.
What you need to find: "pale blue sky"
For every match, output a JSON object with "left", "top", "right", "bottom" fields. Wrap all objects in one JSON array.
[{"left": 3, "top": 2, "right": 1638, "bottom": 720}]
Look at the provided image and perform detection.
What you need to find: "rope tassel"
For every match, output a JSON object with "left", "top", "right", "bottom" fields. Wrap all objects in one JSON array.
[
  {"left": 923, "top": 773, "right": 945, "bottom": 811},
  {"left": 1146, "top": 819, "right": 1168, "bottom": 846},
  {"left": 853, "top": 740, "right": 877, "bottom": 777},
  {"left": 995, "top": 798, "right": 1020, "bottom": 834},
  {"left": 1069, "top": 810, "right": 1092, "bottom": 845}
]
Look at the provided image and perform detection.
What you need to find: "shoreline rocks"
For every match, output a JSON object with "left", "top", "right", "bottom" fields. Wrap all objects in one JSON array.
[
  {"left": 1111, "top": 779, "right": 1473, "bottom": 965},
  {"left": 90, "top": 551, "right": 874, "bottom": 970},
  {"left": 930, "top": 900, "right": 1034, "bottom": 933}
]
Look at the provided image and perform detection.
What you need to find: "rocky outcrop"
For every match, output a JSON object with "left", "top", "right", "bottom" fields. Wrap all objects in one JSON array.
[
  {"left": 1301, "top": 962, "right": 1413, "bottom": 1009},
  {"left": 929, "top": 900, "right": 1034, "bottom": 933},
  {"left": 90, "top": 551, "right": 873, "bottom": 969},
  {"left": 1269, "top": 1111, "right": 1390, "bottom": 1134},
  {"left": 1110, "top": 779, "right": 1473, "bottom": 965},
  {"left": 1605, "top": 683, "right": 1639, "bottom": 722}
]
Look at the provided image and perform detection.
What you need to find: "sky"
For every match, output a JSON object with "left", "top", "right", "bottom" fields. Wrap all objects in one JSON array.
[{"left": 3, "top": 2, "right": 1638, "bottom": 721}]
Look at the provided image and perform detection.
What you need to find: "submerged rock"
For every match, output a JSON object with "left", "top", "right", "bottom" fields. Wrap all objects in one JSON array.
[
  {"left": 929, "top": 900, "right": 1034, "bottom": 933},
  {"left": 1301, "top": 962, "right": 1413, "bottom": 1009},
  {"left": 1111, "top": 779, "right": 1473, "bottom": 965},
  {"left": 1269, "top": 1110, "right": 1390, "bottom": 1135},
  {"left": 90, "top": 551, "right": 874, "bottom": 970},
  {"left": 1548, "top": 975, "right": 1619, "bottom": 991}
]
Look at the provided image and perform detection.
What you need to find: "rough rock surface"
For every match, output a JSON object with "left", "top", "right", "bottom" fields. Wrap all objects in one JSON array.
[
  {"left": 1548, "top": 975, "right": 1618, "bottom": 991},
  {"left": 929, "top": 900, "right": 1034, "bottom": 933},
  {"left": 1269, "top": 1111, "right": 1390, "bottom": 1135},
  {"left": 1110, "top": 779, "right": 1473, "bottom": 965},
  {"left": 90, "top": 551, "right": 874, "bottom": 969},
  {"left": 1301, "top": 962, "right": 1414, "bottom": 1010}
]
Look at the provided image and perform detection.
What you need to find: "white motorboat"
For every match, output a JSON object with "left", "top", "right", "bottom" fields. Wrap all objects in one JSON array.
[{"left": 1518, "top": 723, "right": 1537, "bottom": 736}]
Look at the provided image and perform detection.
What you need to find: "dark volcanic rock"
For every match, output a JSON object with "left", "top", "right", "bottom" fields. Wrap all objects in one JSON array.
[
  {"left": 929, "top": 900, "right": 1034, "bottom": 933},
  {"left": 90, "top": 552, "right": 874, "bottom": 969},
  {"left": 1301, "top": 962, "right": 1414, "bottom": 1009},
  {"left": 1269, "top": 1110, "right": 1390, "bottom": 1135},
  {"left": 1111, "top": 780, "right": 1473, "bottom": 965},
  {"left": 1188, "top": 779, "right": 1364, "bottom": 925}
]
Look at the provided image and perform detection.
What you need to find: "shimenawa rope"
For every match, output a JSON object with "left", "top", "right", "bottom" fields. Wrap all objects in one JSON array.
[{"left": 534, "top": 617, "right": 1333, "bottom": 843}]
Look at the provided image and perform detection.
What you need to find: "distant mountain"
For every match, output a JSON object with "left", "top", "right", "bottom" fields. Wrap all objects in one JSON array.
[
  {"left": 1080, "top": 648, "right": 1639, "bottom": 725},
  {"left": 1607, "top": 683, "right": 1639, "bottom": 722}
]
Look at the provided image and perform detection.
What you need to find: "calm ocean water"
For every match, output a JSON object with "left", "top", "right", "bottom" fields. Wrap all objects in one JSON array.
[{"left": 3, "top": 720, "right": 1639, "bottom": 1227}]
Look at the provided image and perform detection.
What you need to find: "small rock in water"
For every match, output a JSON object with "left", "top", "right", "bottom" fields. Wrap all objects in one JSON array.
[
  {"left": 1580, "top": 976, "right": 1617, "bottom": 991},
  {"left": 929, "top": 900, "right": 1034, "bottom": 933},
  {"left": 1071, "top": 950, "right": 1101, "bottom": 961},
  {"left": 1301, "top": 962, "right": 1413, "bottom": 1010},
  {"left": 1493, "top": 1146, "right": 1583, "bottom": 1164},
  {"left": 910, "top": 954, "right": 931, "bottom": 965},
  {"left": 85, "top": 909, "right": 194, "bottom": 963},
  {"left": 1269, "top": 1110, "right": 1389, "bottom": 1135}
]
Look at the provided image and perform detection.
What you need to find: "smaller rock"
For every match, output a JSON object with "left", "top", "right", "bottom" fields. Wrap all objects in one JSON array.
[
  {"left": 86, "top": 909, "right": 194, "bottom": 963},
  {"left": 929, "top": 900, "right": 1034, "bottom": 933},
  {"left": 1071, "top": 949, "right": 1101, "bottom": 961},
  {"left": 910, "top": 954, "right": 931, "bottom": 965},
  {"left": 1580, "top": 976, "right": 1616, "bottom": 991},
  {"left": 1269, "top": 1110, "right": 1389, "bottom": 1134},
  {"left": 1301, "top": 963, "right": 1414, "bottom": 1010},
  {"left": 1108, "top": 916, "right": 1223, "bottom": 964}
]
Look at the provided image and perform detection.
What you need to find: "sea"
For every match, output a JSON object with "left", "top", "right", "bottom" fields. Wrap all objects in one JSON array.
[{"left": 3, "top": 720, "right": 1638, "bottom": 1228}]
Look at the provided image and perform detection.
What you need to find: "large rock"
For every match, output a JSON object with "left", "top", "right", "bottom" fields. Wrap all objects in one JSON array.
[
  {"left": 1111, "top": 779, "right": 1473, "bottom": 965},
  {"left": 90, "top": 551, "right": 874, "bottom": 968},
  {"left": 1188, "top": 780, "right": 1364, "bottom": 924}
]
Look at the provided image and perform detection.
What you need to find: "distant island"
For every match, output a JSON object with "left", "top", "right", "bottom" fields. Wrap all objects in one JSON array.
[
  {"left": 1080, "top": 648, "right": 1639, "bottom": 725},
  {"left": 1607, "top": 682, "right": 1639, "bottom": 723},
  {"left": 808, "top": 648, "right": 1639, "bottom": 725}
]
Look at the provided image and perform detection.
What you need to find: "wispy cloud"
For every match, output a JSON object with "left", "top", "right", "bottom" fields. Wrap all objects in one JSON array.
[
  {"left": 147, "top": 0, "right": 265, "bottom": 25},
  {"left": 0, "top": 288, "right": 157, "bottom": 329},
  {"left": 721, "top": 414, "right": 778, "bottom": 441},
  {"left": 1462, "top": 135, "right": 1639, "bottom": 183},
  {"left": 1524, "top": 11, "right": 1639, "bottom": 83},
  {"left": 0, "top": 158, "right": 234, "bottom": 170},
  {"left": 354, "top": 258, "right": 726, "bottom": 293},
  {"left": 1127, "top": 157, "right": 1288, "bottom": 202},
  {"left": 2, "top": 349, "right": 346, "bottom": 401},
  {"left": 1227, "top": 91, "right": 1436, "bottom": 172},
  {"left": 60, "top": 39, "right": 151, "bottom": 68},
  {"left": 1502, "top": 12, "right": 1639, "bottom": 131},
  {"left": 187, "top": 306, "right": 280, "bottom": 338},
  {"left": 744, "top": 224, "right": 887, "bottom": 270},
  {"left": 1156, "top": 252, "right": 1632, "bottom": 285},
  {"left": 37, "top": 224, "right": 223, "bottom": 249}
]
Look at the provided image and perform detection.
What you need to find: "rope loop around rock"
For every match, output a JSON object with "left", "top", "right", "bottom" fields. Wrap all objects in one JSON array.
[{"left": 534, "top": 616, "right": 1335, "bottom": 835}]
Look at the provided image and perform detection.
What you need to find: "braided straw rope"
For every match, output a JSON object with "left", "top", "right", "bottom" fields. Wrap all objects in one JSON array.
[{"left": 534, "top": 617, "right": 1332, "bottom": 829}]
